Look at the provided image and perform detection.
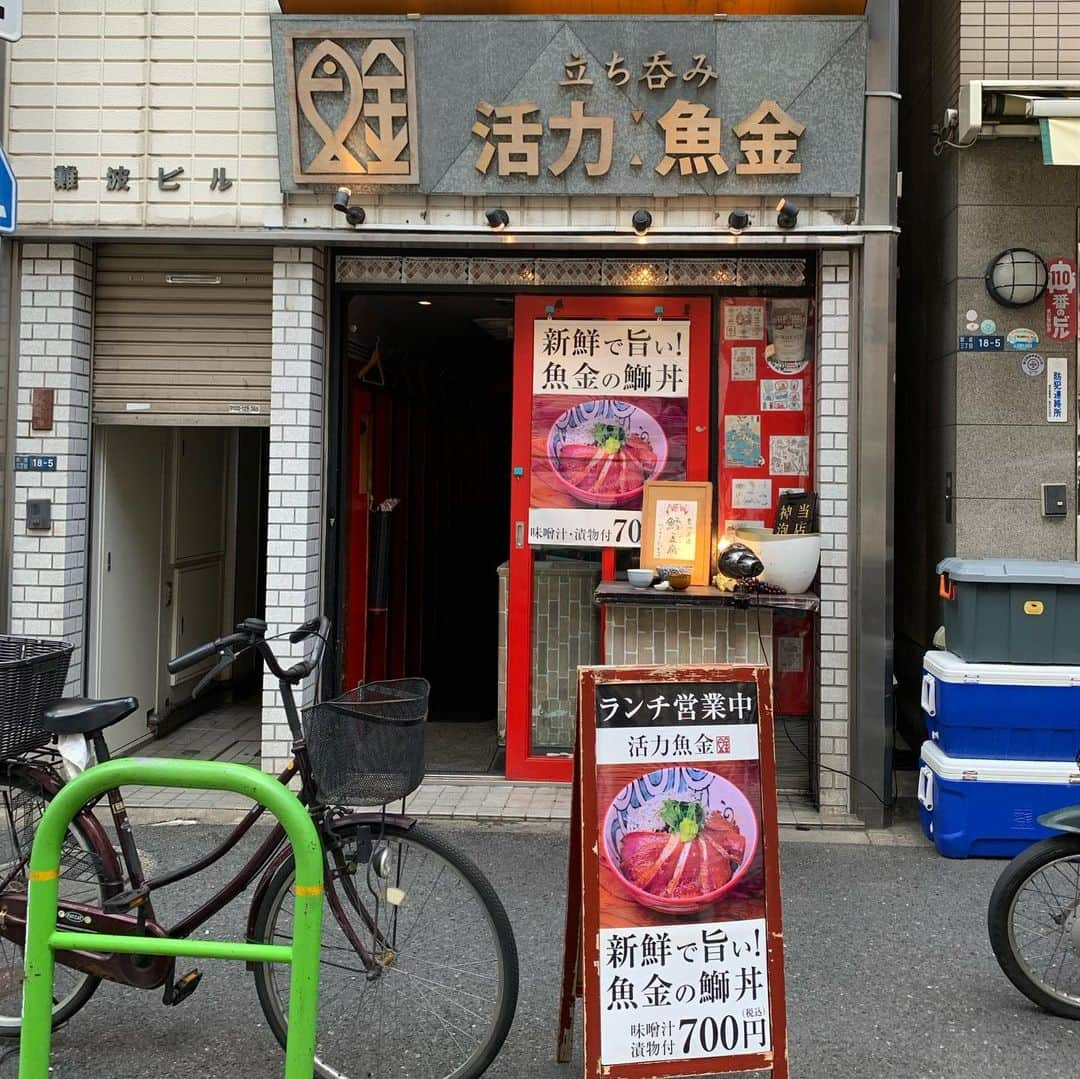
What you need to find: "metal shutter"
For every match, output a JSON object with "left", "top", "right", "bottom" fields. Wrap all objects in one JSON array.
[{"left": 92, "top": 244, "right": 272, "bottom": 426}]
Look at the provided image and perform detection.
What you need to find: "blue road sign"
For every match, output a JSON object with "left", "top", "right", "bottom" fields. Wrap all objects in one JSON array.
[{"left": 0, "top": 144, "right": 17, "bottom": 236}]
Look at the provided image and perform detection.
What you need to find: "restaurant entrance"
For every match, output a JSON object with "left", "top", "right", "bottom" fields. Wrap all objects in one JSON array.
[{"left": 341, "top": 292, "right": 513, "bottom": 774}]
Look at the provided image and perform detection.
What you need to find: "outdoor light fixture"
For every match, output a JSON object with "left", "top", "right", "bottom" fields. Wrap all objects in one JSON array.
[
  {"left": 985, "top": 248, "right": 1048, "bottom": 307},
  {"left": 417, "top": 299, "right": 432, "bottom": 306},
  {"left": 332, "top": 186, "right": 366, "bottom": 227},
  {"left": 727, "top": 209, "right": 751, "bottom": 234},
  {"left": 632, "top": 209, "right": 652, "bottom": 236},
  {"left": 776, "top": 199, "right": 799, "bottom": 229},
  {"left": 486, "top": 208, "right": 510, "bottom": 230}
]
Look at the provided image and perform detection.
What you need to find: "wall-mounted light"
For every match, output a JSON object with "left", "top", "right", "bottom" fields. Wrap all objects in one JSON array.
[
  {"left": 486, "top": 207, "right": 510, "bottom": 230},
  {"left": 332, "top": 186, "right": 366, "bottom": 227},
  {"left": 632, "top": 209, "right": 653, "bottom": 236},
  {"left": 417, "top": 299, "right": 432, "bottom": 306},
  {"left": 727, "top": 209, "right": 751, "bottom": 235},
  {"left": 776, "top": 198, "right": 799, "bottom": 230},
  {"left": 985, "top": 248, "right": 1048, "bottom": 307}
]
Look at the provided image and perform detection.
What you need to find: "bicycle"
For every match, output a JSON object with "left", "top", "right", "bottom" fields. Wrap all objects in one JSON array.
[{"left": 0, "top": 616, "right": 519, "bottom": 1079}]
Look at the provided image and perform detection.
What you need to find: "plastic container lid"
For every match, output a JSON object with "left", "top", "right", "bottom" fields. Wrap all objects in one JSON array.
[
  {"left": 923, "top": 650, "right": 1080, "bottom": 687},
  {"left": 936, "top": 557, "right": 1080, "bottom": 585},
  {"left": 921, "top": 740, "right": 1080, "bottom": 784}
]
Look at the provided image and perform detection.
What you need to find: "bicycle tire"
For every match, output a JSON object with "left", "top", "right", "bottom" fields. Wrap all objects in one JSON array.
[
  {"left": 0, "top": 766, "right": 110, "bottom": 1035},
  {"left": 251, "top": 821, "right": 519, "bottom": 1079},
  {"left": 988, "top": 833, "right": 1080, "bottom": 1020}
]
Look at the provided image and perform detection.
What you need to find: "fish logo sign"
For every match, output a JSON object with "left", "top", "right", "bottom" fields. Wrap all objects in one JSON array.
[{"left": 286, "top": 32, "right": 420, "bottom": 186}]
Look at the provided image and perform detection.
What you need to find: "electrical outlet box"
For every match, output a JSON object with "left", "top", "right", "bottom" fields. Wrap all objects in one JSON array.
[
  {"left": 26, "top": 499, "right": 51, "bottom": 530},
  {"left": 1042, "top": 483, "right": 1068, "bottom": 518}
]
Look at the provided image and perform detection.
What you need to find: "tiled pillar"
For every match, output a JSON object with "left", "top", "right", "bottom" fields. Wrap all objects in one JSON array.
[
  {"left": 816, "top": 249, "right": 853, "bottom": 814},
  {"left": 261, "top": 246, "right": 325, "bottom": 773},
  {"left": 9, "top": 242, "right": 94, "bottom": 693}
]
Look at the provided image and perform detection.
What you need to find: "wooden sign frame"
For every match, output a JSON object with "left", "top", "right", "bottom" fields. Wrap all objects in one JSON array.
[
  {"left": 560, "top": 664, "right": 789, "bottom": 1079},
  {"left": 639, "top": 481, "right": 714, "bottom": 586}
]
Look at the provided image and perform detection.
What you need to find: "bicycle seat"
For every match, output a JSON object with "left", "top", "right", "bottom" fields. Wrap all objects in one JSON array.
[{"left": 42, "top": 697, "right": 138, "bottom": 735}]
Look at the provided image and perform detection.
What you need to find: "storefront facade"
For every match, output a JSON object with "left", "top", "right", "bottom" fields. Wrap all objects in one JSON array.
[{"left": 2, "top": 1, "right": 897, "bottom": 822}]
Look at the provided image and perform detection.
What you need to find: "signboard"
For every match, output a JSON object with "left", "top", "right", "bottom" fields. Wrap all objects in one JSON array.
[
  {"left": 0, "top": 144, "right": 17, "bottom": 236},
  {"left": 1045, "top": 257, "right": 1078, "bottom": 344},
  {"left": 560, "top": 665, "right": 788, "bottom": 1078},
  {"left": 270, "top": 15, "right": 867, "bottom": 198},
  {"left": 1047, "top": 357, "right": 1068, "bottom": 423},
  {"left": 958, "top": 335, "right": 1004, "bottom": 352},
  {"left": 14, "top": 455, "right": 56, "bottom": 472},
  {"left": 528, "top": 319, "right": 690, "bottom": 548}
]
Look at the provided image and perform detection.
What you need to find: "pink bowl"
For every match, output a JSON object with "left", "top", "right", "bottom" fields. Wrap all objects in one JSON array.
[
  {"left": 602, "top": 769, "right": 759, "bottom": 916},
  {"left": 546, "top": 399, "right": 668, "bottom": 509}
]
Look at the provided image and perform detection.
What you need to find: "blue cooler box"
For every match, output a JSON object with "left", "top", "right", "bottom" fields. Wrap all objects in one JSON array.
[
  {"left": 922, "top": 650, "right": 1080, "bottom": 761},
  {"left": 918, "top": 740, "right": 1080, "bottom": 858}
]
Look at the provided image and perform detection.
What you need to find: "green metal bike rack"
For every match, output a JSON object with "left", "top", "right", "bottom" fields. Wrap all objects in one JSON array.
[{"left": 18, "top": 758, "right": 324, "bottom": 1079}]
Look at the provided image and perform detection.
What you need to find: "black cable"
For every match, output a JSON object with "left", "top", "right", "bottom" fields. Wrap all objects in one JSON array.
[{"left": 751, "top": 603, "right": 895, "bottom": 810}]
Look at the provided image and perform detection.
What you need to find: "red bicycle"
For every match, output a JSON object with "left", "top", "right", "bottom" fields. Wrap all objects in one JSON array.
[{"left": 0, "top": 616, "right": 519, "bottom": 1079}]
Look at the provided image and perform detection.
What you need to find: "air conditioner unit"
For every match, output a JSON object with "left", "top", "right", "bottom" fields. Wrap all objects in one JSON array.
[{"left": 957, "top": 79, "right": 1080, "bottom": 141}]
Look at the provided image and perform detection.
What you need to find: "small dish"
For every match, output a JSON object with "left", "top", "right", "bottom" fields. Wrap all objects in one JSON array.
[
  {"left": 626, "top": 568, "right": 654, "bottom": 588},
  {"left": 666, "top": 572, "right": 691, "bottom": 591}
]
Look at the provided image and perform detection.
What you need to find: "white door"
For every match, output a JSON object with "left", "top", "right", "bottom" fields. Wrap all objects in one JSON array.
[{"left": 90, "top": 426, "right": 167, "bottom": 751}]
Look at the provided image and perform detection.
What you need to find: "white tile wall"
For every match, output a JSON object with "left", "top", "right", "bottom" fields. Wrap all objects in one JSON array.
[
  {"left": 9, "top": 242, "right": 94, "bottom": 694},
  {"left": 816, "top": 249, "right": 853, "bottom": 814},
  {"left": 261, "top": 245, "right": 325, "bottom": 773}
]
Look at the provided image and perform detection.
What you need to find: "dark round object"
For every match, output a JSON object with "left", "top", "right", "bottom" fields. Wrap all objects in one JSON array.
[
  {"left": 632, "top": 208, "right": 652, "bottom": 235},
  {"left": 718, "top": 542, "right": 765, "bottom": 580}
]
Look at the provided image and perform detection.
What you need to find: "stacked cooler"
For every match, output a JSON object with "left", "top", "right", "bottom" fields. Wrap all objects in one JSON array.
[{"left": 918, "top": 558, "right": 1080, "bottom": 858}]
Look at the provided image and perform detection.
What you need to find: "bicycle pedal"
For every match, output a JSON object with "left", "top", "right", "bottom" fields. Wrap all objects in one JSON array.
[
  {"left": 163, "top": 969, "right": 202, "bottom": 1006},
  {"left": 102, "top": 885, "right": 150, "bottom": 913}
]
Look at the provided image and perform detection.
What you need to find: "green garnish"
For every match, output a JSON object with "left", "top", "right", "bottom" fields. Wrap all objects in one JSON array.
[
  {"left": 660, "top": 799, "right": 705, "bottom": 841},
  {"left": 593, "top": 423, "right": 627, "bottom": 453}
]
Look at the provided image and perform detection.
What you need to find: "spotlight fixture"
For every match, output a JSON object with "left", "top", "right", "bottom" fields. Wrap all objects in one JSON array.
[
  {"left": 332, "top": 186, "right": 366, "bottom": 227},
  {"left": 631, "top": 209, "right": 652, "bottom": 236},
  {"left": 417, "top": 299, "right": 432, "bottom": 306},
  {"left": 486, "top": 207, "right": 510, "bottom": 230},
  {"left": 776, "top": 198, "right": 799, "bottom": 230},
  {"left": 727, "top": 209, "right": 751, "bottom": 234}
]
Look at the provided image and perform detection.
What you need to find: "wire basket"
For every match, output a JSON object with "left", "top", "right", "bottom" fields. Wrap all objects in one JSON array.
[
  {"left": 0, "top": 636, "right": 74, "bottom": 759},
  {"left": 303, "top": 678, "right": 428, "bottom": 806}
]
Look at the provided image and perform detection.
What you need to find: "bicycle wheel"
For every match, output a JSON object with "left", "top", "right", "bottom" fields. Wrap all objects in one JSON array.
[
  {"left": 0, "top": 768, "right": 111, "bottom": 1035},
  {"left": 252, "top": 821, "right": 519, "bottom": 1079},
  {"left": 988, "top": 833, "right": 1080, "bottom": 1020}
]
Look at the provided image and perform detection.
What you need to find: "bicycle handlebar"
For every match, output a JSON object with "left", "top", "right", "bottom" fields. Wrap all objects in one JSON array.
[{"left": 166, "top": 617, "right": 330, "bottom": 686}]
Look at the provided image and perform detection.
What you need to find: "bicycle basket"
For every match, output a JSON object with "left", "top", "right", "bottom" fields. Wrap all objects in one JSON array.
[
  {"left": 302, "top": 678, "right": 428, "bottom": 805},
  {"left": 0, "top": 636, "right": 74, "bottom": 759}
]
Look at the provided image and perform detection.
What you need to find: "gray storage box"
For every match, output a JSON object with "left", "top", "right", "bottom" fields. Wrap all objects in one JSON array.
[{"left": 937, "top": 558, "right": 1080, "bottom": 664}]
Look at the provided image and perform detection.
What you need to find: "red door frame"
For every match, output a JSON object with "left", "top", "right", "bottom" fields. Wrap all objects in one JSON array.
[{"left": 507, "top": 295, "right": 712, "bottom": 781}]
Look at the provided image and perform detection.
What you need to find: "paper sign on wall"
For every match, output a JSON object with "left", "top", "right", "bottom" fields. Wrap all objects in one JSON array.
[{"left": 1047, "top": 357, "right": 1068, "bottom": 423}]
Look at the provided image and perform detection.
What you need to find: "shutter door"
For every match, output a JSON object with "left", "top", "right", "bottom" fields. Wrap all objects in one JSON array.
[{"left": 92, "top": 244, "right": 272, "bottom": 426}]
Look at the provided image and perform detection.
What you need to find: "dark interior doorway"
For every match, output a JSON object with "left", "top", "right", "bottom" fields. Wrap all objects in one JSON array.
[{"left": 342, "top": 291, "right": 513, "bottom": 774}]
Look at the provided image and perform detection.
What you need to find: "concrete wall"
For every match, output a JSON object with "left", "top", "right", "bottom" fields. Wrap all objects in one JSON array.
[{"left": 897, "top": 0, "right": 1080, "bottom": 742}]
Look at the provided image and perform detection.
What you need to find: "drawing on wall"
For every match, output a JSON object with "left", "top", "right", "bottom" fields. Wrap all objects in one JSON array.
[
  {"left": 731, "top": 347, "right": 757, "bottom": 381},
  {"left": 760, "top": 379, "right": 804, "bottom": 411},
  {"left": 724, "top": 415, "right": 762, "bottom": 468},
  {"left": 732, "top": 478, "right": 772, "bottom": 509},
  {"left": 769, "top": 435, "right": 810, "bottom": 476}
]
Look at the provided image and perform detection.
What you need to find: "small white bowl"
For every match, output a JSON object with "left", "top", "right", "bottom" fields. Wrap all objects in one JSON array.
[{"left": 626, "top": 568, "right": 654, "bottom": 588}]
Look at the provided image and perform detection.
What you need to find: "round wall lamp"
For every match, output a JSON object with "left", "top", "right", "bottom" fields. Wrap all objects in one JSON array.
[{"left": 985, "top": 248, "right": 1048, "bottom": 307}]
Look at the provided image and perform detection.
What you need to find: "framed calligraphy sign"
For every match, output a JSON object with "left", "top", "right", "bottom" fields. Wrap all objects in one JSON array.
[
  {"left": 639, "top": 480, "right": 713, "bottom": 586},
  {"left": 559, "top": 664, "right": 789, "bottom": 1078}
]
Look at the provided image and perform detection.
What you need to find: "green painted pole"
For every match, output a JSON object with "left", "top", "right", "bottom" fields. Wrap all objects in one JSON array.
[{"left": 20, "top": 757, "right": 324, "bottom": 1079}]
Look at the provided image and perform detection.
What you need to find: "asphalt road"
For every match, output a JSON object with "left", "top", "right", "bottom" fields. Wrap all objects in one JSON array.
[{"left": 7, "top": 822, "right": 1080, "bottom": 1079}]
